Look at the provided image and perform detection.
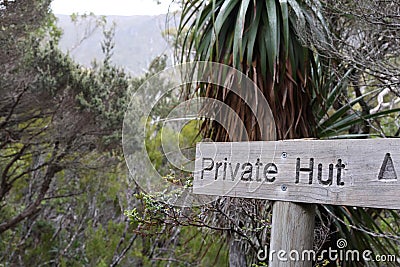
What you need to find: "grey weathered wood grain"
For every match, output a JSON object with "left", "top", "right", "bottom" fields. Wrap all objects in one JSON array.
[
  {"left": 193, "top": 139, "right": 400, "bottom": 209},
  {"left": 269, "top": 202, "right": 315, "bottom": 267}
]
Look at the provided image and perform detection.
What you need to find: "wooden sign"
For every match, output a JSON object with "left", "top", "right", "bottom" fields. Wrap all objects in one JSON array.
[{"left": 193, "top": 139, "right": 400, "bottom": 209}]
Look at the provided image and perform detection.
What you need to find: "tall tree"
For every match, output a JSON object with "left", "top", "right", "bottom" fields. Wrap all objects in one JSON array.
[{"left": 0, "top": 2, "right": 137, "bottom": 265}]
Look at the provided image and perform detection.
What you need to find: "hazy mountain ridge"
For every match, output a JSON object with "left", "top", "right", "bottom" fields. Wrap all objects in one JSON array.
[{"left": 56, "top": 14, "right": 176, "bottom": 75}]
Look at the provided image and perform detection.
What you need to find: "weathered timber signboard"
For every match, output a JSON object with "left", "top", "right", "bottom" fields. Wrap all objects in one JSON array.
[{"left": 193, "top": 139, "right": 400, "bottom": 209}]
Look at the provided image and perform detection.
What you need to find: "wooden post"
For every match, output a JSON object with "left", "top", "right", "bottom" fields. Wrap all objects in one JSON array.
[{"left": 269, "top": 202, "right": 315, "bottom": 267}]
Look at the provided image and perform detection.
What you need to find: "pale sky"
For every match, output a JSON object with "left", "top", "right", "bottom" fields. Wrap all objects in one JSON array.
[{"left": 51, "top": 0, "right": 179, "bottom": 16}]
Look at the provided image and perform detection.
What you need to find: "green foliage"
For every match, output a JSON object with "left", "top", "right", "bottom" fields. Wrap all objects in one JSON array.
[
  {"left": 1, "top": 2, "right": 222, "bottom": 265},
  {"left": 28, "top": 37, "right": 131, "bottom": 148},
  {"left": 125, "top": 192, "right": 229, "bottom": 266},
  {"left": 1, "top": 3, "right": 141, "bottom": 265},
  {"left": 85, "top": 221, "right": 124, "bottom": 265}
]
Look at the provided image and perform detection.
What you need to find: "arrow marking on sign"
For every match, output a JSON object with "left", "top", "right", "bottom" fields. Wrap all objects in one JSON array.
[{"left": 378, "top": 153, "right": 397, "bottom": 180}]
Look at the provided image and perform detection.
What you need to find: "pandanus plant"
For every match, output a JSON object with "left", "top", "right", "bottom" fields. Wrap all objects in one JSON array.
[{"left": 178, "top": 0, "right": 400, "bottom": 265}]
